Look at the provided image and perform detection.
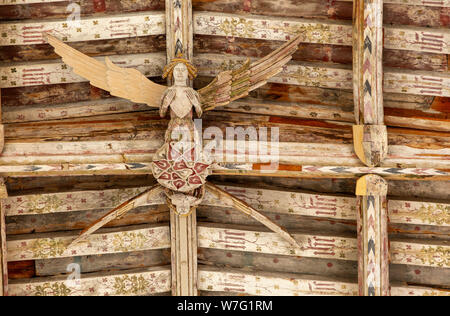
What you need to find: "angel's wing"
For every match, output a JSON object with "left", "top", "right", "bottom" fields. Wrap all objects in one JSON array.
[
  {"left": 198, "top": 35, "right": 302, "bottom": 111},
  {"left": 47, "top": 34, "right": 166, "bottom": 107}
]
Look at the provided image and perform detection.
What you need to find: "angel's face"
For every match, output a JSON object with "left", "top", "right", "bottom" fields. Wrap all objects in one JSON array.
[{"left": 173, "top": 63, "right": 188, "bottom": 86}]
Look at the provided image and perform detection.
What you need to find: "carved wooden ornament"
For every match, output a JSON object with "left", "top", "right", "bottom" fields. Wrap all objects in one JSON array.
[{"left": 46, "top": 34, "right": 303, "bottom": 250}]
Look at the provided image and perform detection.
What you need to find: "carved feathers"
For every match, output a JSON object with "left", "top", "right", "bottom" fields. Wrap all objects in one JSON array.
[
  {"left": 198, "top": 35, "right": 302, "bottom": 111},
  {"left": 47, "top": 34, "right": 166, "bottom": 108}
]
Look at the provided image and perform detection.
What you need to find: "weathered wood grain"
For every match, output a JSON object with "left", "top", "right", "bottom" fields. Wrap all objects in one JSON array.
[
  {"left": 8, "top": 266, "right": 171, "bottom": 296},
  {"left": 356, "top": 175, "right": 389, "bottom": 296},
  {"left": 0, "top": 11, "right": 165, "bottom": 46},
  {"left": 35, "top": 249, "right": 171, "bottom": 276},
  {"left": 194, "top": 35, "right": 448, "bottom": 72},
  {"left": 197, "top": 223, "right": 449, "bottom": 269},
  {"left": 7, "top": 224, "right": 170, "bottom": 261},
  {"left": 0, "top": 35, "right": 167, "bottom": 63},
  {"left": 4, "top": 184, "right": 449, "bottom": 226},
  {"left": 193, "top": 12, "right": 450, "bottom": 54},
  {"left": 0, "top": 53, "right": 165, "bottom": 88},
  {"left": 0, "top": 178, "right": 7, "bottom": 296},
  {"left": 0, "top": 0, "right": 165, "bottom": 20},
  {"left": 9, "top": 265, "right": 448, "bottom": 296},
  {"left": 198, "top": 248, "right": 449, "bottom": 287},
  {"left": 195, "top": 54, "right": 450, "bottom": 97},
  {"left": 198, "top": 266, "right": 449, "bottom": 296}
]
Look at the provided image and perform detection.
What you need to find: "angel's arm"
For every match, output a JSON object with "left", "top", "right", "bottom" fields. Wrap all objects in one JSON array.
[
  {"left": 160, "top": 88, "right": 176, "bottom": 117},
  {"left": 198, "top": 35, "right": 302, "bottom": 112},
  {"left": 46, "top": 34, "right": 166, "bottom": 107},
  {"left": 186, "top": 89, "right": 202, "bottom": 118}
]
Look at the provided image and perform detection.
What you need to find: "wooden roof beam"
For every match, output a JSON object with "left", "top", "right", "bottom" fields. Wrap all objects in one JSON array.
[
  {"left": 7, "top": 265, "right": 448, "bottom": 296},
  {"left": 5, "top": 223, "right": 448, "bottom": 269},
  {"left": 193, "top": 12, "right": 450, "bottom": 55},
  {"left": 8, "top": 266, "right": 171, "bottom": 296},
  {"left": 197, "top": 266, "right": 449, "bottom": 296},
  {"left": 3, "top": 184, "right": 449, "bottom": 227},
  {"left": 0, "top": 11, "right": 165, "bottom": 46}
]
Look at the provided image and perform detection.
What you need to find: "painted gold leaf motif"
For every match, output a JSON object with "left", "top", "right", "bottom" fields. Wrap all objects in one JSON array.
[
  {"left": 220, "top": 18, "right": 255, "bottom": 38},
  {"left": 419, "top": 246, "right": 449, "bottom": 268},
  {"left": 295, "top": 66, "right": 330, "bottom": 87},
  {"left": 283, "top": 23, "right": 332, "bottom": 44},
  {"left": 34, "top": 282, "right": 72, "bottom": 296},
  {"left": 25, "top": 195, "right": 65, "bottom": 214},
  {"left": 113, "top": 275, "right": 150, "bottom": 295},
  {"left": 112, "top": 232, "right": 149, "bottom": 252},
  {"left": 31, "top": 238, "right": 66, "bottom": 259},
  {"left": 416, "top": 204, "right": 450, "bottom": 226}
]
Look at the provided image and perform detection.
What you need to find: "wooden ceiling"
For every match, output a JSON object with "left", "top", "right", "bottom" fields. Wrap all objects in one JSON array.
[{"left": 0, "top": 0, "right": 448, "bottom": 296}]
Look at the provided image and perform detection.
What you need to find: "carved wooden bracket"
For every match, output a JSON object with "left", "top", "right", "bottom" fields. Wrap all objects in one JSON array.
[
  {"left": 356, "top": 174, "right": 390, "bottom": 296},
  {"left": 352, "top": 0, "right": 387, "bottom": 167},
  {"left": 353, "top": 125, "right": 388, "bottom": 167},
  {"left": 0, "top": 177, "right": 8, "bottom": 296}
]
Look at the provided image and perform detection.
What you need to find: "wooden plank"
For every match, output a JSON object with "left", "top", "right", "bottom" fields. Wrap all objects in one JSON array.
[
  {"left": 7, "top": 224, "right": 170, "bottom": 261},
  {"left": 0, "top": 11, "right": 165, "bottom": 46},
  {"left": 355, "top": 175, "right": 389, "bottom": 296},
  {"left": 2, "top": 0, "right": 448, "bottom": 8},
  {"left": 9, "top": 265, "right": 448, "bottom": 296},
  {"left": 195, "top": 54, "right": 450, "bottom": 97},
  {"left": 0, "top": 0, "right": 165, "bottom": 21},
  {"left": 0, "top": 178, "right": 7, "bottom": 295},
  {"left": 2, "top": 99, "right": 149, "bottom": 123},
  {"left": 193, "top": 12, "right": 450, "bottom": 54},
  {"left": 197, "top": 224, "right": 449, "bottom": 268},
  {"left": 0, "top": 146, "right": 448, "bottom": 179},
  {"left": 35, "top": 249, "right": 171, "bottom": 276},
  {"left": 2, "top": 53, "right": 448, "bottom": 97},
  {"left": 4, "top": 185, "right": 449, "bottom": 226},
  {"left": 8, "top": 266, "right": 171, "bottom": 296},
  {"left": 0, "top": 53, "right": 165, "bottom": 88},
  {"left": 198, "top": 248, "right": 450, "bottom": 287},
  {"left": 0, "top": 89, "right": 4, "bottom": 154},
  {"left": 198, "top": 266, "right": 450, "bottom": 296}
]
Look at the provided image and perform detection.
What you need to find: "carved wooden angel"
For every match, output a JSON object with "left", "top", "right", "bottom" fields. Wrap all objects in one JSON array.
[{"left": 46, "top": 34, "right": 303, "bottom": 249}]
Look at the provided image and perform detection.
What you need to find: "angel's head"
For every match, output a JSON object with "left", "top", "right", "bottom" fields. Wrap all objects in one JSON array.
[{"left": 162, "top": 54, "right": 198, "bottom": 85}]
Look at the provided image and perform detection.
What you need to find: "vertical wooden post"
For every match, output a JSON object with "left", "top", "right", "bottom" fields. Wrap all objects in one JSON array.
[
  {"left": 0, "top": 178, "right": 8, "bottom": 296},
  {"left": 352, "top": 0, "right": 387, "bottom": 167},
  {"left": 166, "top": 0, "right": 193, "bottom": 85},
  {"left": 165, "top": 0, "right": 197, "bottom": 296},
  {"left": 0, "top": 89, "right": 5, "bottom": 154},
  {"left": 170, "top": 209, "right": 198, "bottom": 296},
  {"left": 356, "top": 174, "right": 389, "bottom": 296}
]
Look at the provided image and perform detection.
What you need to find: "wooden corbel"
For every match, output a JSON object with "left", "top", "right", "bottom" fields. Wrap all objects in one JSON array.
[
  {"left": 0, "top": 177, "right": 8, "bottom": 296},
  {"left": 356, "top": 174, "right": 390, "bottom": 296},
  {"left": 352, "top": 0, "right": 388, "bottom": 167}
]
